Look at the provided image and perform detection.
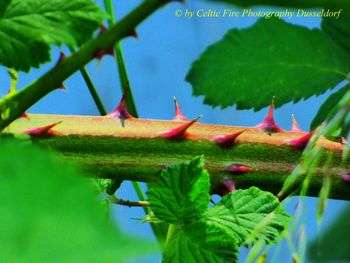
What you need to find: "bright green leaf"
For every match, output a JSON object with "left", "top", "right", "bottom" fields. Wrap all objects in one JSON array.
[
  {"left": 322, "top": 9, "right": 350, "bottom": 53},
  {"left": 311, "top": 84, "right": 350, "bottom": 130},
  {"left": 163, "top": 223, "right": 238, "bottom": 263},
  {"left": 0, "top": 0, "right": 106, "bottom": 71},
  {"left": 207, "top": 0, "right": 346, "bottom": 8},
  {"left": 205, "top": 187, "right": 290, "bottom": 246},
  {"left": 148, "top": 156, "right": 210, "bottom": 224},
  {"left": 0, "top": 140, "right": 155, "bottom": 262},
  {"left": 186, "top": 17, "right": 350, "bottom": 111}
]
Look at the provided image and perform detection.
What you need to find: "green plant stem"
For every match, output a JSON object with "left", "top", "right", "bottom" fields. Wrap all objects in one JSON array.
[
  {"left": 103, "top": 0, "right": 138, "bottom": 117},
  {"left": 6, "top": 114, "right": 350, "bottom": 200},
  {"left": 80, "top": 68, "right": 107, "bottom": 115},
  {"left": 0, "top": 0, "right": 166, "bottom": 131}
]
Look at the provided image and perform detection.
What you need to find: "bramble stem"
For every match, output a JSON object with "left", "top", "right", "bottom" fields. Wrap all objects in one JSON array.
[
  {"left": 108, "top": 195, "right": 149, "bottom": 207},
  {"left": 6, "top": 114, "right": 350, "bottom": 201},
  {"left": 0, "top": 0, "right": 165, "bottom": 131}
]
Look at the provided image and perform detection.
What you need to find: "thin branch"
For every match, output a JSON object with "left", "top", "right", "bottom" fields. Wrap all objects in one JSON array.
[{"left": 108, "top": 195, "right": 149, "bottom": 207}]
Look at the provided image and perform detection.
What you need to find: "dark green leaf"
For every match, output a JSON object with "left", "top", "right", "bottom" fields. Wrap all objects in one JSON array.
[
  {"left": 322, "top": 8, "right": 350, "bottom": 52},
  {"left": 148, "top": 156, "right": 210, "bottom": 224},
  {"left": 0, "top": 140, "right": 155, "bottom": 262},
  {"left": 163, "top": 223, "right": 238, "bottom": 263},
  {"left": 308, "top": 205, "right": 350, "bottom": 262},
  {"left": 311, "top": 84, "right": 350, "bottom": 130},
  {"left": 0, "top": 0, "right": 106, "bottom": 71},
  {"left": 186, "top": 17, "right": 350, "bottom": 111},
  {"left": 205, "top": 187, "right": 290, "bottom": 246},
  {"left": 207, "top": 0, "right": 346, "bottom": 8}
]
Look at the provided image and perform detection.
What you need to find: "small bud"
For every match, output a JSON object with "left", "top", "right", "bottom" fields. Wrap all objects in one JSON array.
[
  {"left": 288, "top": 130, "right": 315, "bottom": 149},
  {"left": 173, "top": 96, "right": 189, "bottom": 121},
  {"left": 291, "top": 114, "right": 303, "bottom": 132},
  {"left": 214, "top": 130, "right": 245, "bottom": 147},
  {"left": 256, "top": 98, "right": 282, "bottom": 134},
  {"left": 25, "top": 121, "right": 62, "bottom": 137},
  {"left": 227, "top": 164, "right": 253, "bottom": 174},
  {"left": 161, "top": 115, "right": 201, "bottom": 140}
]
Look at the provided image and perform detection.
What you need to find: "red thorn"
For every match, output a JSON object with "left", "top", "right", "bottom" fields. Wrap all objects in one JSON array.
[
  {"left": 161, "top": 115, "right": 202, "bottom": 140},
  {"left": 212, "top": 178, "right": 236, "bottom": 196},
  {"left": 291, "top": 114, "right": 303, "bottom": 132},
  {"left": 214, "top": 129, "right": 245, "bottom": 147},
  {"left": 21, "top": 113, "right": 30, "bottom": 120},
  {"left": 129, "top": 29, "right": 138, "bottom": 38},
  {"left": 93, "top": 25, "right": 114, "bottom": 60},
  {"left": 173, "top": 96, "right": 189, "bottom": 121},
  {"left": 56, "top": 52, "right": 67, "bottom": 65},
  {"left": 341, "top": 174, "right": 350, "bottom": 183},
  {"left": 25, "top": 121, "right": 62, "bottom": 138},
  {"left": 288, "top": 130, "right": 315, "bottom": 149},
  {"left": 227, "top": 164, "right": 254, "bottom": 174},
  {"left": 256, "top": 98, "right": 282, "bottom": 134},
  {"left": 58, "top": 84, "right": 66, "bottom": 90},
  {"left": 107, "top": 94, "right": 134, "bottom": 119}
]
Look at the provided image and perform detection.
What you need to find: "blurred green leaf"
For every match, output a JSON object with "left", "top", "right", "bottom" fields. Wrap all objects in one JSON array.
[
  {"left": 162, "top": 223, "right": 238, "bottom": 263},
  {"left": 0, "top": 0, "right": 106, "bottom": 71},
  {"left": 207, "top": 0, "right": 346, "bottom": 8},
  {"left": 308, "top": 205, "right": 350, "bottom": 262},
  {"left": 311, "top": 84, "right": 350, "bottom": 131},
  {"left": 148, "top": 156, "right": 210, "bottom": 224},
  {"left": 186, "top": 17, "right": 350, "bottom": 111},
  {"left": 322, "top": 9, "right": 350, "bottom": 52},
  {"left": 0, "top": 140, "right": 155, "bottom": 262},
  {"left": 205, "top": 187, "right": 290, "bottom": 246}
]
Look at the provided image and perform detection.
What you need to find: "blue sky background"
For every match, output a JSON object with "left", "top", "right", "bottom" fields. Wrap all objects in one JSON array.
[{"left": 0, "top": 1, "right": 348, "bottom": 262}]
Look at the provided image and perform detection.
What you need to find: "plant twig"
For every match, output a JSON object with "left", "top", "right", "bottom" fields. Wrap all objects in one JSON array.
[{"left": 108, "top": 195, "right": 149, "bottom": 207}]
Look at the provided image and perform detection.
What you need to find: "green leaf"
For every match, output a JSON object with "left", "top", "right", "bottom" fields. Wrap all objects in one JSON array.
[
  {"left": 322, "top": 8, "right": 350, "bottom": 53},
  {"left": 0, "top": 140, "right": 155, "bottom": 262},
  {"left": 163, "top": 223, "right": 238, "bottom": 263},
  {"left": 207, "top": 0, "right": 346, "bottom": 8},
  {"left": 205, "top": 187, "right": 290, "bottom": 246},
  {"left": 148, "top": 156, "right": 210, "bottom": 224},
  {"left": 311, "top": 84, "right": 350, "bottom": 130},
  {"left": 0, "top": 0, "right": 106, "bottom": 71},
  {"left": 308, "top": 205, "right": 350, "bottom": 262},
  {"left": 186, "top": 17, "right": 350, "bottom": 111}
]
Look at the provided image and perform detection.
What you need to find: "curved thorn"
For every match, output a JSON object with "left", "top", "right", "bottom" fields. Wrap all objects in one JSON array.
[
  {"left": 214, "top": 129, "right": 245, "bottom": 147},
  {"left": 256, "top": 97, "right": 282, "bottom": 134},
  {"left": 21, "top": 113, "right": 30, "bottom": 120},
  {"left": 288, "top": 130, "right": 315, "bottom": 149},
  {"left": 227, "top": 164, "right": 254, "bottom": 174},
  {"left": 291, "top": 114, "right": 303, "bottom": 132},
  {"left": 161, "top": 115, "right": 202, "bottom": 140},
  {"left": 107, "top": 94, "right": 134, "bottom": 120},
  {"left": 25, "top": 121, "right": 62, "bottom": 137},
  {"left": 173, "top": 96, "right": 189, "bottom": 121},
  {"left": 212, "top": 177, "right": 236, "bottom": 196}
]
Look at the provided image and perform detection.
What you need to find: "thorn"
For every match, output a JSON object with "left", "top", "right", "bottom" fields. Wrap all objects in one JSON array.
[
  {"left": 341, "top": 174, "right": 350, "bottom": 183},
  {"left": 107, "top": 94, "right": 134, "bottom": 119},
  {"left": 214, "top": 129, "right": 245, "bottom": 147},
  {"left": 227, "top": 164, "right": 254, "bottom": 174},
  {"left": 212, "top": 177, "right": 236, "bottom": 196},
  {"left": 25, "top": 121, "right": 62, "bottom": 138},
  {"left": 173, "top": 96, "right": 189, "bottom": 121},
  {"left": 58, "top": 84, "right": 66, "bottom": 90},
  {"left": 93, "top": 25, "right": 114, "bottom": 60},
  {"left": 128, "top": 29, "right": 138, "bottom": 38},
  {"left": 161, "top": 115, "right": 202, "bottom": 140},
  {"left": 21, "top": 113, "right": 30, "bottom": 120},
  {"left": 256, "top": 97, "right": 282, "bottom": 134},
  {"left": 291, "top": 114, "right": 303, "bottom": 132},
  {"left": 56, "top": 52, "right": 67, "bottom": 64},
  {"left": 288, "top": 130, "right": 315, "bottom": 149}
]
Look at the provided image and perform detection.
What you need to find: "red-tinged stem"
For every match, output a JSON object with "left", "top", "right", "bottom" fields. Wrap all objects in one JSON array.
[
  {"left": 0, "top": 0, "right": 166, "bottom": 131},
  {"left": 6, "top": 114, "right": 350, "bottom": 200}
]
